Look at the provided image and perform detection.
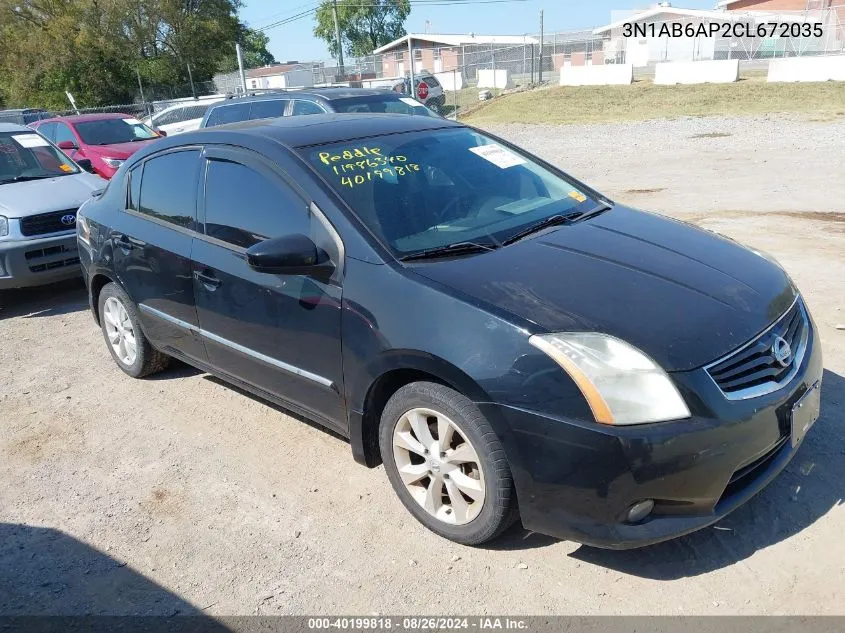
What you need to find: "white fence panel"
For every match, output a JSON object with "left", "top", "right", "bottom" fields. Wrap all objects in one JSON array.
[
  {"left": 559, "top": 64, "right": 633, "bottom": 86},
  {"left": 435, "top": 71, "right": 463, "bottom": 91},
  {"left": 654, "top": 60, "right": 739, "bottom": 85},
  {"left": 767, "top": 55, "right": 845, "bottom": 82},
  {"left": 477, "top": 69, "right": 513, "bottom": 89}
]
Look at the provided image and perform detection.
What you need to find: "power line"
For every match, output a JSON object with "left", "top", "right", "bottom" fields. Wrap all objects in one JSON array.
[{"left": 256, "top": 0, "right": 531, "bottom": 32}]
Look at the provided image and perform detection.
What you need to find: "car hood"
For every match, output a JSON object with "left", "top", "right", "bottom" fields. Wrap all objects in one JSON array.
[
  {"left": 410, "top": 206, "right": 797, "bottom": 372},
  {"left": 85, "top": 139, "right": 157, "bottom": 158},
  {"left": 0, "top": 172, "right": 105, "bottom": 218}
]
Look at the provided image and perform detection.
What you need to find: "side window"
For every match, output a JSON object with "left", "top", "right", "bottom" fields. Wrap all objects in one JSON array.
[
  {"left": 205, "top": 103, "right": 250, "bottom": 127},
  {"left": 249, "top": 99, "right": 288, "bottom": 120},
  {"left": 37, "top": 122, "right": 57, "bottom": 141},
  {"left": 291, "top": 100, "right": 325, "bottom": 116},
  {"left": 138, "top": 150, "right": 199, "bottom": 229},
  {"left": 127, "top": 164, "right": 143, "bottom": 210},
  {"left": 54, "top": 123, "right": 76, "bottom": 146},
  {"left": 204, "top": 159, "right": 308, "bottom": 249},
  {"left": 154, "top": 109, "right": 180, "bottom": 126}
]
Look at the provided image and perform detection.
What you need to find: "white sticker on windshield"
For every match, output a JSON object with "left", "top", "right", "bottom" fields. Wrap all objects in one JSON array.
[
  {"left": 12, "top": 133, "right": 50, "bottom": 148},
  {"left": 122, "top": 117, "right": 142, "bottom": 125},
  {"left": 399, "top": 97, "right": 421, "bottom": 107},
  {"left": 469, "top": 144, "right": 526, "bottom": 169}
]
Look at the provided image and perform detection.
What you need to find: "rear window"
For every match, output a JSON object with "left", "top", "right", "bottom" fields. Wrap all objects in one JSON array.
[
  {"left": 205, "top": 103, "right": 250, "bottom": 127},
  {"left": 249, "top": 99, "right": 288, "bottom": 120},
  {"left": 331, "top": 96, "right": 435, "bottom": 117}
]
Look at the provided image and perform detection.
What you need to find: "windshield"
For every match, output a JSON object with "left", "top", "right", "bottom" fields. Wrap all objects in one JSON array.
[
  {"left": 303, "top": 128, "right": 597, "bottom": 257},
  {"left": 0, "top": 132, "right": 80, "bottom": 183},
  {"left": 75, "top": 117, "right": 159, "bottom": 145},
  {"left": 331, "top": 95, "right": 435, "bottom": 116}
]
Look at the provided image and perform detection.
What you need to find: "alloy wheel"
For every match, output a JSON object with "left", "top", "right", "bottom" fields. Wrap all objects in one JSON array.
[
  {"left": 103, "top": 296, "right": 137, "bottom": 366},
  {"left": 392, "top": 407, "right": 486, "bottom": 525}
]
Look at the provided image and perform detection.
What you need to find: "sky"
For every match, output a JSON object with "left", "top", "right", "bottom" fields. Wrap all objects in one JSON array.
[{"left": 238, "top": 0, "right": 719, "bottom": 63}]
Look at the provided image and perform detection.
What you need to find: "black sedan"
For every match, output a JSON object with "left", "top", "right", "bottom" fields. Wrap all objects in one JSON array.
[{"left": 76, "top": 114, "right": 822, "bottom": 548}]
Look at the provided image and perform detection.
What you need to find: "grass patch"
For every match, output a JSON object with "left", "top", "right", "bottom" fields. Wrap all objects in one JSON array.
[{"left": 462, "top": 80, "right": 845, "bottom": 125}]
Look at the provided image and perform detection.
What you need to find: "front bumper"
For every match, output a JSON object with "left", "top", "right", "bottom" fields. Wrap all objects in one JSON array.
[
  {"left": 0, "top": 233, "right": 81, "bottom": 289},
  {"left": 481, "top": 315, "right": 823, "bottom": 549}
]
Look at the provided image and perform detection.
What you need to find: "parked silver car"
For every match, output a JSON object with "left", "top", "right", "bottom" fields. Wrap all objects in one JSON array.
[{"left": 0, "top": 123, "right": 105, "bottom": 289}]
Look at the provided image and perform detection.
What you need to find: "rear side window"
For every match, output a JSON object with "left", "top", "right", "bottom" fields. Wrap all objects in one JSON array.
[
  {"left": 36, "top": 122, "right": 57, "bottom": 141},
  {"left": 291, "top": 100, "right": 325, "bottom": 116},
  {"left": 205, "top": 103, "right": 250, "bottom": 127},
  {"left": 137, "top": 150, "right": 200, "bottom": 229},
  {"left": 204, "top": 159, "right": 308, "bottom": 249},
  {"left": 249, "top": 99, "right": 288, "bottom": 120},
  {"left": 127, "top": 164, "right": 143, "bottom": 210}
]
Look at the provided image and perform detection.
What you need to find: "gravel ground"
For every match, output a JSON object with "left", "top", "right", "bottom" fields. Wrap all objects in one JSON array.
[{"left": 1, "top": 114, "right": 843, "bottom": 617}]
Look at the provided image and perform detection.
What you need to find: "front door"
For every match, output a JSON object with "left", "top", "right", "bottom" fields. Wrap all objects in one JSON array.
[
  {"left": 191, "top": 146, "right": 345, "bottom": 429},
  {"left": 111, "top": 148, "right": 207, "bottom": 363}
]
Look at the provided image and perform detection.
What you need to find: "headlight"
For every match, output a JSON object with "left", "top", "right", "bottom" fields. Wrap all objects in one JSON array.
[
  {"left": 102, "top": 157, "right": 124, "bottom": 169},
  {"left": 0, "top": 215, "right": 8, "bottom": 237},
  {"left": 529, "top": 332, "right": 691, "bottom": 425}
]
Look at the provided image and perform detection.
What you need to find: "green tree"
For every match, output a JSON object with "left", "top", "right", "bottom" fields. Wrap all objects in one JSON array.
[
  {"left": 0, "top": 0, "right": 246, "bottom": 108},
  {"left": 218, "top": 27, "right": 276, "bottom": 73},
  {"left": 314, "top": 0, "right": 410, "bottom": 59}
]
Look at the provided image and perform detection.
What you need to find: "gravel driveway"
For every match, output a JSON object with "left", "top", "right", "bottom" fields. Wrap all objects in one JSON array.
[{"left": 1, "top": 114, "right": 843, "bottom": 616}]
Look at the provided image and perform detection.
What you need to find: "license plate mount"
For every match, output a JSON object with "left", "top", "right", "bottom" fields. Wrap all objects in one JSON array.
[{"left": 791, "top": 381, "right": 821, "bottom": 448}]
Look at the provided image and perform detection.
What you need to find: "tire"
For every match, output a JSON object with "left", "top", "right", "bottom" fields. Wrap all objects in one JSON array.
[
  {"left": 98, "top": 282, "right": 170, "bottom": 378},
  {"left": 379, "top": 381, "right": 518, "bottom": 545}
]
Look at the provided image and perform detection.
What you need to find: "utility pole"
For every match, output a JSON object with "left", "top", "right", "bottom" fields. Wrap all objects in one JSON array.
[
  {"left": 408, "top": 36, "right": 415, "bottom": 97},
  {"left": 236, "top": 42, "right": 248, "bottom": 94},
  {"left": 332, "top": 0, "right": 345, "bottom": 80},
  {"left": 538, "top": 9, "right": 544, "bottom": 83},
  {"left": 186, "top": 62, "right": 196, "bottom": 99},
  {"left": 136, "top": 68, "right": 149, "bottom": 118}
]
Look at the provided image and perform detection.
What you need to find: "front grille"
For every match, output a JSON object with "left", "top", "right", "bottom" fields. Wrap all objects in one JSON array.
[
  {"left": 706, "top": 299, "right": 808, "bottom": 398},
  {"left": 716, "top": 436, "right": 789, "bottom": 510},
  {"left": 29, "top": 257, "right": 80, "bottom": 273},
  {"left": 19, "top": 209, "right": 78, "bottom": 236}
]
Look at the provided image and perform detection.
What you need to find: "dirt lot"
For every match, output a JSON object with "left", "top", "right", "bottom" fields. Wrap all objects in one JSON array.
[{"left": 1, "top": 114, "right": 843, "bottom": 616}]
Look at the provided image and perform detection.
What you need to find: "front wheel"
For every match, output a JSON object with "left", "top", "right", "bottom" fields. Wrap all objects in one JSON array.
[
  {"left": 379, "top": 381, "right": 518, "bottom": 545},
  {"left": 98, "top": 282, "right": 170, "bottom": 378}
]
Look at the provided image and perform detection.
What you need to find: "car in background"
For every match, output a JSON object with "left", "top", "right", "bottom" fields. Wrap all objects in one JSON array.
[
  {"left": 141, "top": 97, "right": 224, "bottom": 136},
  {"left": 31, "top": 113, "right": 162, "bottom": 179},
  {"left": 0, "top": 108, "right": 52, "bottom": 125},
  {"left": 199, "top": 88, "right": 436, "bottom": 129},
  {"left": 0, "top": 123, "right": 104, "bottom": 289},
  {"left": 385, "top": 71, "right": 446, "bottom": 114},
  {"left": 77, "top": 115, "right": 821, "bottom": 548}
]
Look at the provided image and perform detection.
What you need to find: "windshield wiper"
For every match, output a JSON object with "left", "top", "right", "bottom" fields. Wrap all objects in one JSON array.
[
  {"left": 502, "top": 204, "right": 613, "bottom": 246},
  {"left": 501, "top": 214, "right": 575, "bottom": 246},
  {"left": 0, "top": 174, "right": 54, "bottom": 184},
  {"left": 400, "top": 241, "right": 498, "bottom": 262}
]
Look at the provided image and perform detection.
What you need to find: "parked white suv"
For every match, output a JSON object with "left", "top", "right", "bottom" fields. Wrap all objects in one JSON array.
[
  {"left": 142, "top": 98, "right": 224, "bottom": 136},
  {"left": 0, "top": 123, "right": 104, "bottom": 289}
]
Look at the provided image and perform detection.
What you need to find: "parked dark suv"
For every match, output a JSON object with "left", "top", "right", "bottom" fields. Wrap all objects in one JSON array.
[
  {"left": 77, "top": 114, "right": 822, "bottom": 548},
  {"left": 0, "top": 108, "right": 52, "bottom": 125},
  {"left": 200, "top": 88, "right": 436, "bottom": 128}
]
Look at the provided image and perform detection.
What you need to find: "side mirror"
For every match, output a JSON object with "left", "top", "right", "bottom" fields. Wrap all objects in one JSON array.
[
  {"left": 246, "top": 234, "right": 334, "bottom": 279},
  {"left": 76, "top": 158, "right": 95, "bottom": 173},
  {"left": 156, "top": 129, "right": 167, "bottom": 137},
  {"left": 57, "top": 140, "right": 77, "bottom": 151}
]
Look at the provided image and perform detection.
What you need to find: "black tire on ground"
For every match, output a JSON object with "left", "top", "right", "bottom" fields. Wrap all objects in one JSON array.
[
  {"left": 98, "top": 282, "right": 170, "bottom": 378},
  {"left": 379, "top": 381, "right": 519, "bottom": 545}
]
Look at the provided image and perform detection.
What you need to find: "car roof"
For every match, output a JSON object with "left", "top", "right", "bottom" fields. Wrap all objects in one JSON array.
[
  {"left": 0, "top": 122, "right": 34, "bottom": 133},
  {"left": 227, "top": 112, "right": 460, "bottom": 148},
  {"left": 38, "top": 112, "right": 134, "bottom": 124},
  {"left": 0, "top": 108, "right": 46, "bottom": 114},
  {"left": 154, "top": 98, "right": 224, "bottom": 114},
  {"left": 132, "top": 113, "right": 460, "bottom": 165}
]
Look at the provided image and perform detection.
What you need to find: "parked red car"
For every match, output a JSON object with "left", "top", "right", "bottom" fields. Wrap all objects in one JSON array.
[{"left": 31, "top": 113, "right": 161, "bottom": 179}]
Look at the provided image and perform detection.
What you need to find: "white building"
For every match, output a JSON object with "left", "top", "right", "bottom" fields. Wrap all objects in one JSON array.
[{"left": 246, "top": 63, "right": 314, "bottom": 90}]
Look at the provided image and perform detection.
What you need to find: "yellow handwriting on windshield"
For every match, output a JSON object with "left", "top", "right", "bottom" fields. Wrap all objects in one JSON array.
[{"left": 319, "top": 146, "right": 383, "bottom": 165}]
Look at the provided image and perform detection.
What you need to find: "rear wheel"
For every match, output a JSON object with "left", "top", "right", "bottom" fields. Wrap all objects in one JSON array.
[
  {"left": 379, "top": 381, "right": 518, "bottom": 545},
  {"left": 98, "top": 282, "right": 169, "bottom": 378}
]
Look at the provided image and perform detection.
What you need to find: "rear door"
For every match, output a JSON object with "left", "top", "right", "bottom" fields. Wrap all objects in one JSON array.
[
  {"left": 191, "top": 146, "right": 345, "bottom": 429},
  {"left": 112, "top": 148, "right": 207, "bottom": 363}
]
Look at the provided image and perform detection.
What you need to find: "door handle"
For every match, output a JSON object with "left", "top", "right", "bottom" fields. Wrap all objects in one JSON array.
[
  {"left": 194, "top": 270, "right": 222, "bottom": 291},
  {"left": 114, "top": 234, "right": 134, "bottom": 251}
]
